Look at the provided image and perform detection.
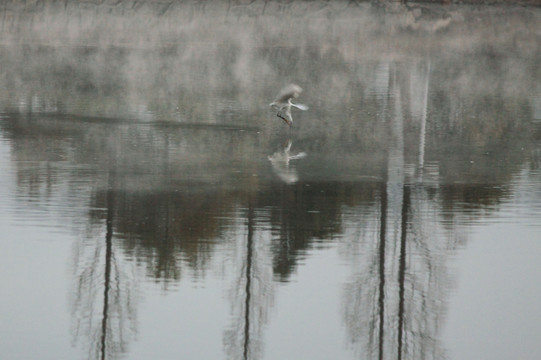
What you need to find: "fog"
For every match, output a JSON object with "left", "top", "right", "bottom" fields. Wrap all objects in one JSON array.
[
  {"left": 1, "top": 1, "right": 538, "bottom": 122},
  {"left": 1, "top": 2, "right": 541, "bottom": 360},
  {"left": 1, "top": 1, "right": 539, "bottom": 183}
]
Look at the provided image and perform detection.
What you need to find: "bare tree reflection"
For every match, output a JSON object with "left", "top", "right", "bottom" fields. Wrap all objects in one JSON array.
[
  {"left": 341, "top": 62, "right": 452, "bottom": 360},
  {"left": 71, "top": 181, "right": 138, "bottom": 360},
  {"left": 0, "top": 3, "right": 539, "bottom": 360},
  {"left": 224, "top": 201, "right": 275, "bottom": 360}
]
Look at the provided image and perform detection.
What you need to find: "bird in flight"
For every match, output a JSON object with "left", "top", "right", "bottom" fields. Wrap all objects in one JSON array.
[{"left": 269, "top": 84, "right": 309, "bottom": 126}]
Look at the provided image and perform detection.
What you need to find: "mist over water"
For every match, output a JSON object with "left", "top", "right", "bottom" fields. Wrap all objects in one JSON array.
[{"left": 1, "top": 1, "right": 541, "bottom": 360}]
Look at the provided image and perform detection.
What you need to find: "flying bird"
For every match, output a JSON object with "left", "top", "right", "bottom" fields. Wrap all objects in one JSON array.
[{"left": 269, "top": 84, "right": 309, "bottom": 126}]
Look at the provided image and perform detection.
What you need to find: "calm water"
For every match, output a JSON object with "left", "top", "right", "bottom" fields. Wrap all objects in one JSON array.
[{"left": 1, "top": 2, "right": 541, "bottom": 360}]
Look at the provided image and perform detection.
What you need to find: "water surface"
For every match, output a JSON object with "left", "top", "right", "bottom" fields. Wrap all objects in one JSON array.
[{"left": 1, "top": 2, "right": 541, "bottom": 360}]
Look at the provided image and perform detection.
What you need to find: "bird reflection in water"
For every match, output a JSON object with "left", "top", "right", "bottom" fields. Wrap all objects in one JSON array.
[
  {"left": 269, "top": 84, "right": 309, "bottom": 126},
  {"left": 268, "top": 140, "right": 307, "bottom": 184}
]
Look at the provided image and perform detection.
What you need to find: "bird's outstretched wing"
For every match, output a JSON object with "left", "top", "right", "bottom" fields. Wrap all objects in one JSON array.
[
  {"left": 274, "top": 84, "right": 303, "bottom": 103},
  {"left": 291, "top": 103, "right": 309, "bottom": 111}
]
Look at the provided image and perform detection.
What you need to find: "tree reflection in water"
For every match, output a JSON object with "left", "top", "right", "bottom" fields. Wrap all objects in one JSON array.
[
  {"left": 223, "top": 201, "right": 275, "bottom": 360},
  {"left": 342, "top": 65, "right": 453, "bottom": 359},
  {"left": 71, "top": 185, "right": 138, "bottom": 360},
  {"left": 0, "top": 1, "right": 539, "bottom": 359}
]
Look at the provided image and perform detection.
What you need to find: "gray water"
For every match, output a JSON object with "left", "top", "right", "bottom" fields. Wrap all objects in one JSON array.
[{"left": 1, "top": 2, "right": 541, "bottom": 360}]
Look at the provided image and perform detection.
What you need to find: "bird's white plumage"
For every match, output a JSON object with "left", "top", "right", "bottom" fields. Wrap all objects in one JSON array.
[
  {"left": 269, "top": 83, "right": 308, "bottom": 126},
  {"left": 273, "top": 84, "right": 303, "bottom": 104}
]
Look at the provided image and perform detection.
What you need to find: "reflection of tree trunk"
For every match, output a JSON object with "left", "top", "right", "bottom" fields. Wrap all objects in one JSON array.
[
  {"left": 71, "top": 165, "right": 137, "bottom": 359},
  {"left": 397, "top": 185, "right": 410, "bottom": 360},
  {"left": 224, "top": 193, "right": 274, "bottom": 360},
  {"left": 377, "top": 63, "right": 392, "bottom": 360},
  {"left": 378, "top": 181, "right": 387, "bottom": 360},
  {"left": 418, "top": 61, "right": 430, "bottom": 171},
  {"left": 163, "top": 134, "right": 170, "bottom": 245},
  {"left": 243, "top": 203, "right": 254, "bottom": 360},
  {"left": 100, "top": 188, "right": 114, "bottom": 360},
  {"left": 342, "top": 60, "right": 450, "bottom": 360}
]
